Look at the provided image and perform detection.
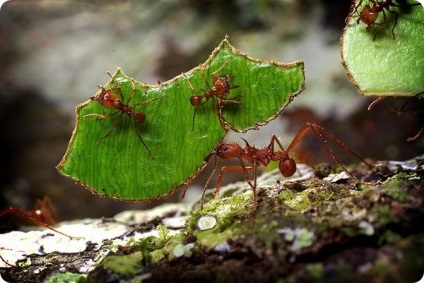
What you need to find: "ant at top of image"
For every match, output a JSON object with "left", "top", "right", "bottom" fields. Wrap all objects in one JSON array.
[{"left": 352, "top": 0, "right": 422, "bottom": 40}]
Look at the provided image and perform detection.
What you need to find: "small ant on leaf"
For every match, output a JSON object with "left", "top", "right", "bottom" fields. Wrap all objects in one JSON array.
[
  {"left": 184, "top": 61, "right": 242, "bottom": 131},
  {"left": 352, "top": 0, "right": 421, "bottom": 40},
  {"left": 84, "top": 73, "right": 163, "bottom": 158},
  {"left": 185, "top": 123, "right": 372, "bottom": 211},
  {"left": 0, "top": 196, "right": 82, "bottom": 241}
]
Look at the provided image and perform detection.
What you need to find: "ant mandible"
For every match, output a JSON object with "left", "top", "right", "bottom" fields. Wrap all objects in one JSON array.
[
  {"left": 353, "top": 0, "right": 421, "bottom": 40},
  {"left": 0, "top": 196, "right": 82, "bottom": 241},
  {"left": 190, "top": 123, "right": 372, "bottom": 211},
  {"left": 84, "top": 73, "right": 163, "bottom": 158},
  {"left": 185, "top": 61, "right": 242, "bottom": 131}
]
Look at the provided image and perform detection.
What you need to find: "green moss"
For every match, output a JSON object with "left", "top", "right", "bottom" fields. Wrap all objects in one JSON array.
[
  {"left": 279, "top": 188, "right": 311, "bottom": 211},
  {"left": 101, "top": 252, "right": 142, "bottom": 276},
  {"left": 138, "top": 224, "right": 171, "bottom": 265},
  {"left": 172, "top": 243, "right": 195, "bottom": 258},
  {"left": 306, "top": 263, "right": 325, "bottom": 280},
  {"left": 378, "top": 230, "right": 402, "bottom": 245},
  {"left": 279, "top": 227, "right": 315, "bottom": 252},
  {"left": 47, "top": 272, "right": 85, "bottom": 283},
  {"left": 384, "top": 178, "right": 411, "bottom": 203},
  {"left": 377, "top": 205, "right": 393, "bottom": 225}
]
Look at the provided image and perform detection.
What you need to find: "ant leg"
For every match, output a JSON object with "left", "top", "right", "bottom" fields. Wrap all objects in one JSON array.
[
  {"left": 199, "top": 153, "right": 254, "bottom": 208},
  {"left": 267, "top": 134, "right": 287, "bottom": 153},
  {"left": 407, "top": 127, "right": 424, "bottom": 142},
  {"left": 83, "top": 110, "right": 121, "bottom": 120},
  {"left": 368, "top": 97, "right": 387, "bottom": 110},
  {"left": 34, "top": 196, "right": 58, "bottom": 226},
  {"left": 191, "top": 106, "right": 199, "bottom": 133},
  {"left": 181, "top": 151, "right": 216, "bottom": 200},
  {"left": 388, "top": 9, "right": 399, "bottom": 39},
  {"left": 372, "top": 10, "right": 387, "bottom": 40},
  {"left": 213, "top": 165, "right": 254, "bottom": 197},
  {"left": 211, "top": 66, "right": 232, "bottom": 84},
  {"left": 132, "top": 94, "right": 165, "bottom": 107},
  {"left": 95, "top": 112, "right": 124, "bottom": 144},
  {"left": 210, "top": 61, "right": 230, "bottom": 81},
  {"left": 0, "top": 207, "right": 82, "bottom": 240},
  {"left": 183, "top": 73, "right": 207, "bottom": 94},
  {"left": 125, "top": 78, "right": 138, "bottom": 105},
  {"left": 283, "top": 123, "right": 372, "bottom": 183},
  {"left": 199, "top": 154, "right": 219, "bottom": 207},
  {"left": 220, "top": 96, "right": 243, "bottom": 105},
  {"left": 391, "top": 91, "right": 424, "bottom": 115},
  {"left": 0, "top": 254, "right": 15, "bottom": 267},
  {"left": 128, "top": 117, "right": 155, "bottom": 159},
  {"left": 213, "top": 97, "right": 235, "bottom": 130}
]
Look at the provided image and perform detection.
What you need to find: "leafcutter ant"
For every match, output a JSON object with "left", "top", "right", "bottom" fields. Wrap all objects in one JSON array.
[
  {"left": 0, "top": 196, "right": 82, "bottom": 241},
  {"left": 352, "top": 0, "right": 421, "bottom": 40},
  {"left": 188, "top": 123, "right": 372, "bottom": 211},
  {"left": 84, "top": 73, "right": 163, "bottom": 158},
  {"left": 184, "top": 61, "right": 242, "bottom": 131}
]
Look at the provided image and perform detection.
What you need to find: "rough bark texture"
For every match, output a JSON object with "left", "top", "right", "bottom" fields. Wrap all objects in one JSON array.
[{"left": 1, "top": 156, "right": 423, "bottom": 283}]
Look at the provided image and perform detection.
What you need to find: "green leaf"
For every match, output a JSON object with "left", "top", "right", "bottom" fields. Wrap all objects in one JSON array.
[
  {"left": 56, "top": 37, "right": 305, "bottom": 200},
  {"left": 341, "top": 0, "right": 424, "bottom": 96}
]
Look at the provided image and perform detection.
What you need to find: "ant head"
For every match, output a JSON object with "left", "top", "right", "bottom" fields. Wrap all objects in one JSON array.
[
  {"left": 215, "top": 143, "right": 242, "bottom": 159},
  {"left": 190, "top": 95, "right": 203, "bottom": 106},
  {"left": 279, "top": 157, "right": 296, "bottom": 178}
]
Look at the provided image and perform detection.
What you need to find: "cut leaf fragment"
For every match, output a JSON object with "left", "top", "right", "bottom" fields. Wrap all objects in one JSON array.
[
  {"left": 57, "top": 37, "right": 305, "bottom": 201},
  {"left": 341, "top": 0, "right": 424, "bottom": 96}
]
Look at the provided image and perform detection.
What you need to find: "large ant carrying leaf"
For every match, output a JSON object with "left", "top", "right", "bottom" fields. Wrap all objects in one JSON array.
[{"left": 186, "top": 123, "right": 372, "bottom": 211}]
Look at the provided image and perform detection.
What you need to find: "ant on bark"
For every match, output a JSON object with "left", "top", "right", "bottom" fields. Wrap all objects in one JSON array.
[
  {"left": 184, "top": 61, "right": 242, "bottom": 131},
  {"left": 186, "top": 123, "right": 372, "bottom": 211},
  {"left": 353, "top": 0, "right": 421, "bottom": 40},
  {"left": 0, "top": 196, "right": 82, "bottom": 241},
  {"left": 84, "top": 73, "right": 163, "bottom": 158}
]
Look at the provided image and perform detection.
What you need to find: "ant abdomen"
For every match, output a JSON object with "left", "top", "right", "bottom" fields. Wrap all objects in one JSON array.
[
  {"left": 279, "top": 157, "right": 296, "bottom": 178},
  {"left": 133, "top": 112, "right": 146, "bottom": 124}
]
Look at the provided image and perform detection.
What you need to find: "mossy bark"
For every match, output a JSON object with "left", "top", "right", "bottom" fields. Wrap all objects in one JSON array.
[{"left": 1, "top": 156, "right": 423, "bottom": 283}]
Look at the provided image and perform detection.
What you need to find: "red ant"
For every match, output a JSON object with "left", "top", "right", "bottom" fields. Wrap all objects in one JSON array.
[
  {"left": 0, "top": 196, "right": 82, "bottom": 241},
  {"left": 84, "top": 73, "right": 163, "bottom": 158},
  {"left": 187, "top": 123, "right": 372, "bottom": 211},
  {"left": 185, "top": 61, "right": 242, "bottom": 131},
  {"left": 353, "top": 0, "right": 421, "bottom": 40}
]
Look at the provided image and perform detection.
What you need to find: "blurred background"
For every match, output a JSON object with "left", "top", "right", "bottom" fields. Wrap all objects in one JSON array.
[{"left": 0, "top": 0, "right": 422, "bottom": 226}]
